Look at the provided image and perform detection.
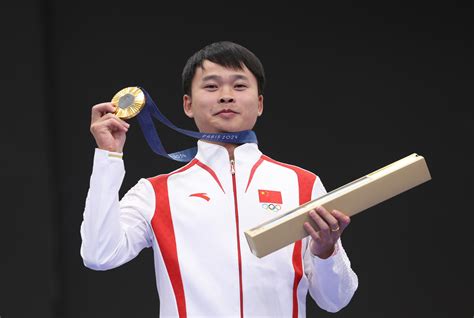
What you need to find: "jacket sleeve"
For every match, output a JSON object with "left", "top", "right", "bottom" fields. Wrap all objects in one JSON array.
[
  {"left": 80, "top": 148, "right": 155, "bottom": 271},
  {"left": 303, "top": 177, "right": 359, "bottom": 312}
]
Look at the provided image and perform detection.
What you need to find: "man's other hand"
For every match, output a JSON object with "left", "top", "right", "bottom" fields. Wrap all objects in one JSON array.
[{"left": 304, "top": 206, "right": 351, "bottom": 259}]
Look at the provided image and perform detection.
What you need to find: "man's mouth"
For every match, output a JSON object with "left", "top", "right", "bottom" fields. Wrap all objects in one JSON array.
[{"left": 215, "top": 109, "right": 238, "bottom": 115}]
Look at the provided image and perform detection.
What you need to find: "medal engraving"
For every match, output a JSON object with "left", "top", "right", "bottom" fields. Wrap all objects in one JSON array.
[
  {"left": 111, "top": 87, "right": 146, "bottom": 119},
  {"left": 118, "top": 93, "right": 135, "bottom": 109}
]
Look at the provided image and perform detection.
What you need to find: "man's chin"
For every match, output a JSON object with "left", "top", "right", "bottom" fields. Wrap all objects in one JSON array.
[{"left": 203, "top": 127, "right": 249, "bottom": 134}]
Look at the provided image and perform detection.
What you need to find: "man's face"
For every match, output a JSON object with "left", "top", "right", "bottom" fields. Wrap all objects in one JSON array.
[{"left": 183, "top": 60, "right": 263, "bottom": 134}]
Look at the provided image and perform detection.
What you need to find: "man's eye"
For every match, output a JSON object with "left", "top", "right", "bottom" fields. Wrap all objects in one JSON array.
[
  {"left": 235, "top": 84, "right": 247, "bottom": 89},
  {"left": 205, "top": 84, "right": 218, "bottom": 90}
]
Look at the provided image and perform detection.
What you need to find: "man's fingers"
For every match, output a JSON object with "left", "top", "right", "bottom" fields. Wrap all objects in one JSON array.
[
  {"left": 330, "top": 210, "right": 351, "bottom": 231},
  {"left": 91, "top": 102, "right": 117, "bottom": 122},
  {"left": 307, "top": 207, "right": 351, "bottom": 240},
  {"left": 100, "top": 113, "right": 130, "bottom": 127},
  {"left": 309, "top": 209, "right": 330, "bottom": 238},
  {"left": 303, "top": 222, "right": 321, "bottom": 241},
  {"left": 315, "top": 207, "right": 340, "bottom": 232},
  {"left": 91, "top": 116, "right": 129, "bottom": 134},
  {"left": 103, "top": 116, "right": 130, "bottom": 132}
]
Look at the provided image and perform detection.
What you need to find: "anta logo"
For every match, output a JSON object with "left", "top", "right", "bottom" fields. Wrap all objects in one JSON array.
[
  {"left": 258, "top": 189, "right": 282, "bottom": 212},
  {"left": 189, "top": 193, "right": 210, "bottom": 201}
]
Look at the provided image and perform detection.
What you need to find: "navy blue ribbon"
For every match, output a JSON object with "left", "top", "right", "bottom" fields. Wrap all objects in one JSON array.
[{"left": 135, "top": 87, "right": 258, "bottom": 162}]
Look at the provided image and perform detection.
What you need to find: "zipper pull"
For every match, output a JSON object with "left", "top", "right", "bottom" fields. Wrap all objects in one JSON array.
[{"left": 230, "top": 159, "right": 235, "bottom": 175}]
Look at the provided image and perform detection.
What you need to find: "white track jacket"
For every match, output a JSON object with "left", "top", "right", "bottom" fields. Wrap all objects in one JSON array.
[{"left": 81, "top": 141, "right": 358, "bottom": 317}]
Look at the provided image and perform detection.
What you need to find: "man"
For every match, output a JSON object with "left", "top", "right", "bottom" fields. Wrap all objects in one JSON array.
[{"left": 81, "top": 41, "right": 358, "bottom": 317}]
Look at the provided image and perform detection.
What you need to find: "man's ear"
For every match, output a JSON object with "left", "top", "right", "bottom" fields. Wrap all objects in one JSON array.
[
  {"left": 257, "top": 95, "right": 264, "bottom": 116},
  {"left": 183, "top": 94, "right": 194, "bottom": 118}
]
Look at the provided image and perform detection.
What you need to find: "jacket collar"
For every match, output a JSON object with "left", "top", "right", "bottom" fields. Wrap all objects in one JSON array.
[{"left": 195, "top": 140, "right": 262, "bottom": 177}]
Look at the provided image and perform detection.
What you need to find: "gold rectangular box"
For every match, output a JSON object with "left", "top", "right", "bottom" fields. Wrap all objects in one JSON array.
[{"left": 244, "top": 153, "right": 431, "bottom": 258}]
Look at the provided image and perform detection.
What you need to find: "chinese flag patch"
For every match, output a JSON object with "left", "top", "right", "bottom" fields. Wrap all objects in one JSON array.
[{"left": 258, "top": 189, "right": 283, "bottom": 204}]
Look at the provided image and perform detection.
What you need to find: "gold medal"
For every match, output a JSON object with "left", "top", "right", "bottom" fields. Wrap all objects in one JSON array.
[{"left": 111, "top": 87, "right": 146, "bottom": 119}]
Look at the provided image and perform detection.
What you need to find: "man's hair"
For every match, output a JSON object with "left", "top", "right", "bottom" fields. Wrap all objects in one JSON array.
[{"left": 182, "top": 41, "right": 265, "bottom": 96}]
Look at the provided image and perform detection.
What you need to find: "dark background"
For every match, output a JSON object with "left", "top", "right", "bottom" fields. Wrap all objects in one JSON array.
[{"left": 0, "top": 1, "right": 472, "bottom": 317}]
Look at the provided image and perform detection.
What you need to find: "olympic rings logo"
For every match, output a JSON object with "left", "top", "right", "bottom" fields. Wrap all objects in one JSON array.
[{"left": 262, "top": 203, "right": 281, "bottom": 211}]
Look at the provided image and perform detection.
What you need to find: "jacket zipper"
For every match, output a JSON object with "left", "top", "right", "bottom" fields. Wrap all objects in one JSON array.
[{"left": 230, "top": 159, "right": 244, "bottom": 318}]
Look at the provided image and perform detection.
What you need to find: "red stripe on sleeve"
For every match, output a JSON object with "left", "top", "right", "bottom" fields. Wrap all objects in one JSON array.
[
  {"left": 262, "top": 155, "right": 317, "bottom": 318},
  {"left": 148, "top": 159, "right": 198, "bottom": 318}
]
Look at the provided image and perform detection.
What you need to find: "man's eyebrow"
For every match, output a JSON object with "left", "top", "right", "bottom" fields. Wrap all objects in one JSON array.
[{"left": 201, "top": 74, "right": 249, "bottom": 81}]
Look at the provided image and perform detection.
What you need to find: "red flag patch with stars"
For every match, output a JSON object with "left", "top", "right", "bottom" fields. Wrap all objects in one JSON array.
[{"left": 258, "top": 189, "right": 282, "bottom": 204}]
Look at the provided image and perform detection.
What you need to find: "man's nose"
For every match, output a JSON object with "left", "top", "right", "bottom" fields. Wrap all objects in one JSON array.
[{"left": 219, "top": 95, "right": 235, "bottom": 103}]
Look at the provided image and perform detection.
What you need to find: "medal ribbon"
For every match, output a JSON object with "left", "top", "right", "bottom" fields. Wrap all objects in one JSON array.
[{"left": 136, "top": 87, "right": 258, "bottom": 162}]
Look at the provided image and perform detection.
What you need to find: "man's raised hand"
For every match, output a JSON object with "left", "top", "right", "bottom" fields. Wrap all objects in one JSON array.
[{"left": 90, "top": 102, "right": 130, "bottom": 153}]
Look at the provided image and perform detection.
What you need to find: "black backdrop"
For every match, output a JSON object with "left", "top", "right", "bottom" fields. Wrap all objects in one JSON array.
[{"left": 0, "top": 1, "right": 472, "bottom": 317}]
